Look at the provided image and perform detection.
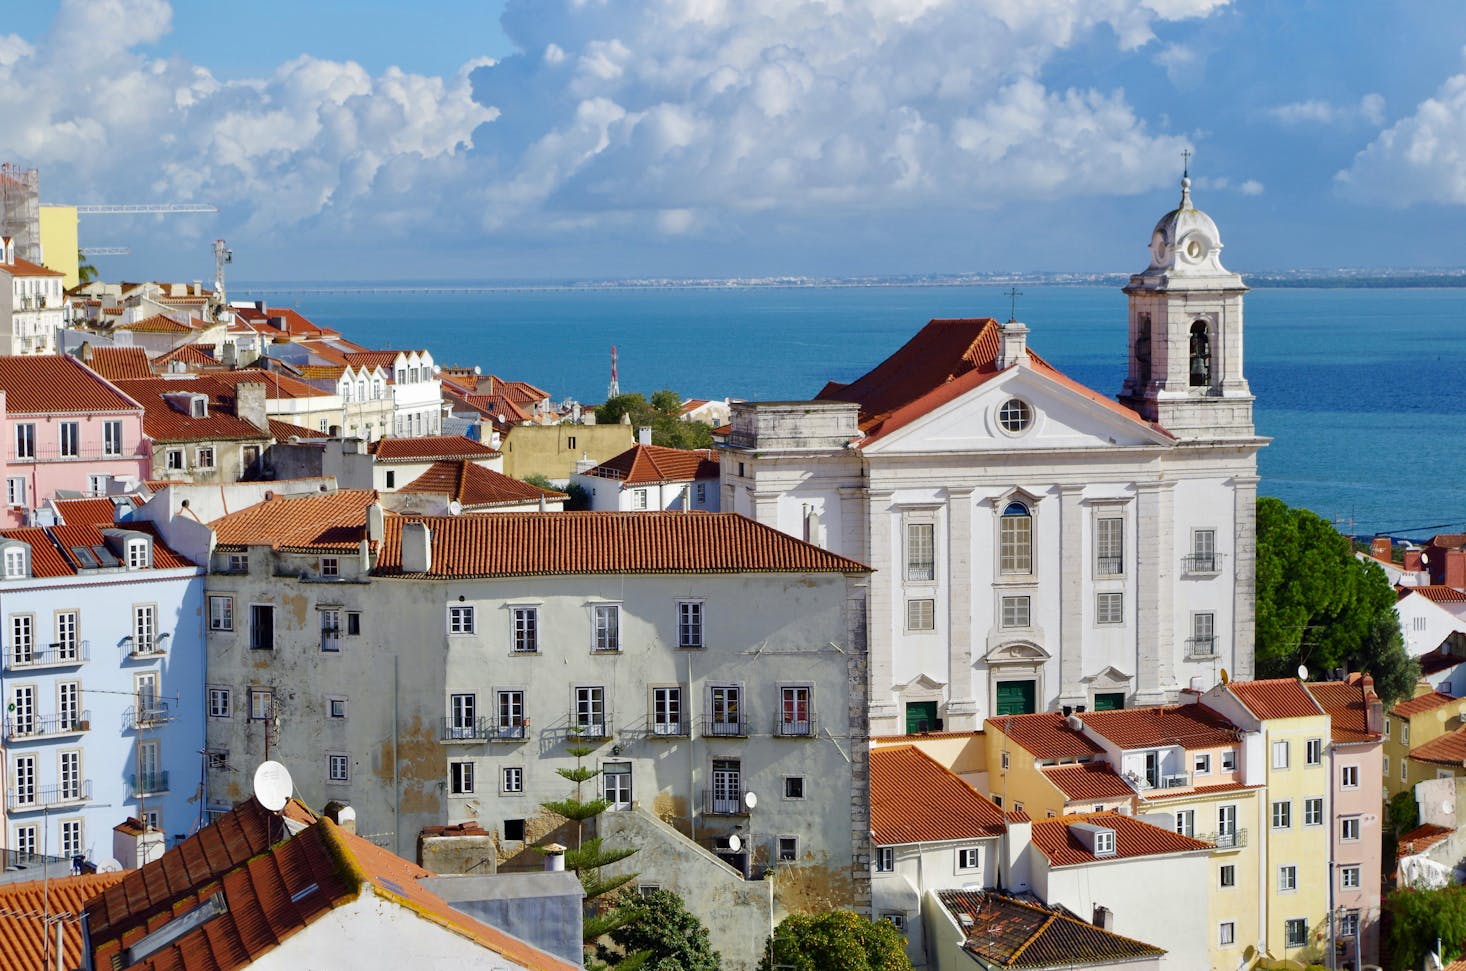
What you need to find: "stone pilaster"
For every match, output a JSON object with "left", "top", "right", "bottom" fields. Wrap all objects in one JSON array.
[
  {"left": 1057, "top": 485, "right": 1086, "bottom": 708},
  {"left": 866, "top": 491, "right": 898, "bottom": 734},
  {"left": 838, "top": 486, "right": 868, "bottom": 564},
  {"left": 1232, "top": 474, "right": 1259, "bottom": 681},
  {"left": 1134, "top": 481, "right": 1177, "bottom": 705},
  {"left": 748, "top": 490, "right": 781, "bottom": 531},
  {"left": 945, "top": 488, "right": 978, "bottom": 729},
  {"left": 846, "top": 577, "right": 872, "bottom": 914}
]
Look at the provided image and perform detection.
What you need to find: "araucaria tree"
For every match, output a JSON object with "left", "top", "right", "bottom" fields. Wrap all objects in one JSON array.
[
  {"left": 541, "top": 729, "right": 646, "bottom": 970},
  {"left": 1255, "top": 497, "right": 1418, "bottom": 702}
]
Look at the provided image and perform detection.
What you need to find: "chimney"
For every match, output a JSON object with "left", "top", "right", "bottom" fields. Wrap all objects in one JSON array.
[
  {"left": 235, "top": 381, "right": 269, "bottom": 431},
  {"left": 113, "top": 817, "right": 165, "bottom": 869},
  {"left": 366, "top": 502, "right": 385, "bottom": 543},
  {"left": 1404, "top": 548, "right": 1424, "bottom": 571},
  {"left": 1001, "top": 817, "right": 1032, "bottom": 893},
  {"left": 638, "top": 426, "right": 653, "bottom": 446},
  {"left": 997, "top": 320, "right": 1030, "bottom": 369},
  {"left": 221, "top": 342, "right": 239, "bottom": 368},
  {"left": 1447, "top": 549, "right": 1466, "bottom": 589},
  {"left": 1372, "top": 537, "right": 1392, "bottom": 561},
  {"left": 1092, "top": 905, "right": 1113, "bottom": 931},
  {"left": 358, "top": 538, "right": 372, "bottom": 573},
  {"left": 402, "top": 521, "right": 432, "bottom": 573},
  {"left": 323, "top": 801, "right": 357, "bottom": 834},
  {"left": 543, "top": 843, "right": 567, "bottom": 872}
]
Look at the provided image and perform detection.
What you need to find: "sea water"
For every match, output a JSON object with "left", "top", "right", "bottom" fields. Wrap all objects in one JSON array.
[{"left": 244, "top": 283, "right": 1466, "bottom": 539}]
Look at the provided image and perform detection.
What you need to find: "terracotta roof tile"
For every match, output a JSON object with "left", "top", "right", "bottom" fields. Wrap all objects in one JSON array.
[
  {"left": 112, "top": 377, "right": 272, "bottom": 444},
  {"left": 118, "top": 312, "right": 193, "bottom": 334},
  {"left": 584, "top": 444, "right": 720, "bottom": 486},
  {"left": 399, "top": 460, "right": 566, "bottom": 508},
  {"left": 1421, "top": 651, "right": 1466, "bottom": 676},
  {"left": 50, "top": 496, "right": 124, "bottom": 526},
  {"left": 1409, "top": 728, "right": 1466, "bottom": 767},
  {"left": 268, "top": 418, "right": 331, "bottom": 440},
  {"left": 1040, "top": 763, "right": 1134, "bottom": 802},
  {"left": 988, "top": 712, "right": 1104, "bottom": 761},
  {"left": 0, "top": 255, "right": 63, "bottom": 277},
  {"left": 0, "top": 355, "right": 142, "bottom": 414},
  {"left": 86, "top": 345, "right": 153, "bottom": 380},
  {"left": 936, "top": 890, "right": 1165, "bottom": 968},
  {"left": 1137, "top": 781, "right": 1261, "bottom": 802},
  {"left": 1306, "top": 676, "right": 1383, "bottom": 743},
  {"left": 1398, "top": 822, "right": 1454, "bottom": 858},
  {"left": 262, "top": 307, "right": 340, "bottom": 339},
  {"left": 376, "top": 511, "right": 870, "bottom": 578},
  {"left": 1431, "top": 534, "right": 1466, "bottom": 550},
  {"left": 1226, "top": 678, "right": 1326, "bottom": 720},
  {"left": 871, "top": 745, "right": 1005, "bottom": 845},
  {"left": 0, "top": 522, "right": 192, "bottom": 575},
  {"left": 0, "top": 873, "right": 129, "bottom": 971},
  {"left": 1393, "top": 690, "right": 1459, "bottom": 718},
  {"left": 206, "top": 368, "right": 331, "bottom": 399},
  {"left": 153, "top": 343, "right": 220, "bottom": 369},
  {"left": 1416, "top": 585, "right": 1466, "bottom": 603},
  {"left": 1029, "top": 811, "right": 1212, "bottom": 866},
  {"left": 211, "top": 490, "right": 379, "bottom": 552},
  {"left": 371, "top": 435, "right": 500, "bottom": 461},
  {"left": 1079, "top": 704, "right": 1241, "bottom": 750}
]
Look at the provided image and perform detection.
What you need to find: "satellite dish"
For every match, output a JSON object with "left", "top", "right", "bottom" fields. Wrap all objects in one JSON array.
[
  {"left": 726, "top": 833, "right": 741, "bottom": 852},
  {"left": 1219, "top": 668, "right": 1230, "bottom": 685},
  {"left": 97, "top": 858, "right": 123, "bottom": 873},
  {"left": 448, "top": 499, "right": 463, "bottom": 516},
  {"left": 253, "top": 760, "right": 293, "bottom": 812},
  {"left": 1297, "top": 665, "right": 1309, "bottom": 681},
  {"left": 744, "top": 791, "right": 758, "bottom": 810}
]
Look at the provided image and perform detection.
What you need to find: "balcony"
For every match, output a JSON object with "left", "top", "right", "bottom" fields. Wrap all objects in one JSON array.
[
  {"left": 4, "top": 711, "right": 90, "bottom": 741},
  {"left": 1160, "top": 772, "right": 1191, "bottom": 789},
  {"left": 320, "top": 630, "right": 341, "bottom": 653},
  {"left": 5, "top": 640, "right": 88, "bottom": 671},
  {"left": 1182, "top": 553, "right": 1222, "bottom": 575},
  {"left": 1200, "top": 828, "right": 1249, "bottom": 850},
  {"left": 10, "top": 444, "right": 149, "bottom": 463},
  {"left": 704, "top": 715, "right": 748, "bottom": 738},
  {"left": 1185, "top": 636, "right": 1218, "bottom": 659},
  {"left": 129, "top": 771, "right": 170, "bottom": 797},
  {"left": 125, "top": 702, "right": 175, "bottom": 730},
  {"left": 1095, "top": 557, "right": 1124, "bottom": 576},
  {"left": 570, "top": 714, "right": 614, "bottom": 739},
  {"left": 7, "top": 780, "right": 92, "bottom": 812},
  {"left": 439, "top": 716, "right": 529, "bottom": 742},
  {"left": 122, "top": 633, "right": 170, "bottom": 660},
  {"left": 650, "top": 719, "right": 689, "bottom": 738},
  {"left": 703, "top": 789, "right": 750, "bottom": 816},
  {"left": 775, "top": 714, "right": 817, "bottom": 738}
]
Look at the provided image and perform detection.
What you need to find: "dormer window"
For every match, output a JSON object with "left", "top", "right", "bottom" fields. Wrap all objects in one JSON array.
[
  {"left": 1093, "top": 829, "right": 1115, "bottom": 856},
  {"left": 2, "top": 543, "right": 29, "bottom": 579},
  {"left": 190, "top": 396, "right": 208, "bottom": 418},
  {"left": 127, "top": 538, "right": 152, "bottom": 570}
]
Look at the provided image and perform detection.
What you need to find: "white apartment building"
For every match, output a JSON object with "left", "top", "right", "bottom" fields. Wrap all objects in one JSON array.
[
  {"left": 722, "top": 179, "right": 1265, "bottom": 735},
  {"left": 0, "top": 237, "right": 64, "bottom": 355}
]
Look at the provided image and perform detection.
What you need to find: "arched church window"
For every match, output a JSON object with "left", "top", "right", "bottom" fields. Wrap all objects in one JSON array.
[
  {"left": 1000, "top": 501, "right": 1033, "bottom": 575},
  {"left": 1135, "top": 315, "right": 1151, "bottom": 389},
  {"left": 1189, "top": 320, "right": 1211, "bottom": 387}
]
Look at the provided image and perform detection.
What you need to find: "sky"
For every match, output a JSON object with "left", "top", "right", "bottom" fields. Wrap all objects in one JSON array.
[{"left": 4, "top": 0, "right": 1466, "bottom": 282}]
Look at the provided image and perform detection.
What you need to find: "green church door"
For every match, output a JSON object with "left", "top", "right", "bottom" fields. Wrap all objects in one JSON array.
[
  {"left": 995, "top": 680, "right": 1036, "bottom": 716},
  {"left": 905, "top": 701, "right": 939, "bottom": 734}
]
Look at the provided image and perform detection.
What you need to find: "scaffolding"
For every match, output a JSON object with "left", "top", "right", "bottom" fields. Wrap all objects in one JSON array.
[{"left": 0, "top": 163, "right": 40, "bottom": 263}]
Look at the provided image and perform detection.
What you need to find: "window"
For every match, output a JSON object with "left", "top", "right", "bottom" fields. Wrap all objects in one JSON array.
[
  {"left": 1191, "top": 529, "right": 1217, "bottom": 571},
  {"left": 1272, "top": 800, "right": 1291, "bottom": 829},
  {"left": 631, "top": 489, "right": 648, "bottom": 510},
  {"left": 592, "top": 604, "right": 620, "bottom": 652},
  {"left": 575, "top": 686, "right": 607, "bottom": 737},
  {"left": 780, "top": 686, "right": 813, "bottom": 736},
  {"left": 11, "top": 755, "right": 34, "bottom": 806},
  {"left": 710, "top": 759, "right": 742, "bottom": 814},
  {"left": 498, "top": 690, "right": 525, "bottom": 735},
  {"left": 785, "top": 776, "right": 805, "bottom": 799},
  {"left": 59, "top": 422, "right": 79, "bottom": 458},
  {"left": 13, "top": 825, "right": 36, "bottom": 860},
  {"left": 1093, "top": 830, "right": 1115, "bottom": 855},
  {"left": 510, "top": 606, "right": 537, "bottom": 652},
  {"left": 165, "top": 449, "right": 184, "bottom": 471},
  {"left": 1222, "top": 749, "right": 1236, "bottom": 772},
  {"left": 882, "top": 912, "right": 907, "bottom": 932},
  {"left": 1402, "top": 760, "right": 1408, "bottom": 782},
  {"left": 1306, "top": 738, "right": 1323, "bottom": 766},
  {"left": 678, "top": 601, "right": 703, "bottom": 648},
  {"left": 448, "top": 605, "right": 475, "bottom": 635},
  {"left": 60, "top": 819, "right": 83, "bottom": 859},
  {"left": 957, "top": 847, "right": 980, "bottom": 870},
  {"left": 102, "top": 420, "right": 123, "bottom": 457},
  {"left": 875, "top": 846, "right": 894, "bottom": 872},
  {"left": 906, "top": 523, "right": 935, "bottom": 581},
  {"left": 207, "top": 749, "right": 230, "bottom": 771},
  {"left": 503, "top": 766, "right": 524, "bottom": 794},
  {"left": 1341, "top": 764, "right": 1359, "bottom": 788},
  {"left": 998, "top": 398, "right": 1032, "bottom": 433},
  {"left": 5, "top": 478, "right": 24, "bottom": 508},
  {"left": 1220, "top": 864, "right": 1236, "bottom": 888},
  {"left": 604, "top": 762, "right": 632, "bottom": 810},
  {"left": 999, "top": 502, "right": 1033, "bottom": 574},
  {"left": 1000, "top": 595, "right": 1031, "bottom": 629},
  {"left": 1190, "top": 612, "right": 1216, "bottom": 655},
  {"left": 124, "top": 539, "right": 149, "bottom": 570},
  {"left": 1175, "top": 809, "right": 1195, "bottom": 838},
  {"left": 131, "top": 605, "right": 158, "bottom": 657},
  {"left": 652, "top": 686, "right": 683, "bottom": 735},
  {"left": 227, "top": 553, "right": 248, "bottom": 573},
  {"left": 1384, "top": 755, "right": 1390, "bottom": 776},
  {"left": 1001, "top": 752, "right": 1010, "bottom": 770},
  {"left": 449, "top": 693, "right": 477, "bottom": 738},
  {"left": 208, "top": 687, "right": 231, "bottom": 718},
  {"left": 450, "top": 761, "right": 475, "bottom": 794},
  {"left": 59, "top": 750, "right": 81, "bottom": 800},
  {"left": 1278, "top": 865, "right": 1298, "bottom": 892},
  {"left": 10, "top": 615, "right": 33, "bottom": 665},
  {"left": 1194, "top": 753, "right": 1211, "bottom": 774},
  {"left": 1285, "top": 919, "right": 1307, "bottom": 948},
  {"left": 1219, "top": 922, "right": 1235, "bottom": 947},
  {"left": 1341, "top": 865, "right": 1361, "bottom": 889},
  {"left": 1341, "top": 817, "right": 1361, "bottom": 841},
  {"left": 195, "top": 446, "right": 215, "bottom": 469},
  {"left": 249, "top": 604, "right": 274, "bottom": 651},
  {"left": 1095, "top": 592, "right": 1123, "bottom": 625},
  {"left": 208, "top": 596, "right": 233, "bottom": 631},
  {"left": 778, "top": 836, "right": 799, "bottom": 862},
  {"left": 329, "top": 697, "right": 347, "bottom": 719},
  {"left": 319, "top": 608, "right": 341, "bottom": 652},
  {"left": 384, "top": 470, "right": 395, "bottom": 488},
  {"left": 320, "top": 557, "right": 339, "bottom": 577},
  {"left": 1385, "top": 719, "right": 1391, "bottom": 739},
  {"left": 906, "top": 598, "right": 935, "bottom": 631},
  {"left": 1095, "top": 517, "right": 1123, "bottom": 575},
  {"left": 14, "top": 423, "right": 34, "bottom": 459},
  {"left": 1404, "top": 722, "right": 1410, "bottom": 745},
  {"left": 249, "top": 688, "right": 273, "bottom": 721},
  {"left": 1304, "top": 797, "right": 1323, "bottom": 826},
  {"left": 1338, "top": 910, "right": 1359, "bottom": 938},
  {"left": 1272, "top": 740, "right": 1290, "bottom": 769},
  {"left": 327, "top": 754, "right": 349, "bottom": 783},
  {"left": 709, "top": 684, "right": 744, "bottom": 736},
  {"left": 58, "top": 681, "right": 79, "bottom": 730},
  {"left": 346, "top": 612, "right": 362, "bottom": 636}
]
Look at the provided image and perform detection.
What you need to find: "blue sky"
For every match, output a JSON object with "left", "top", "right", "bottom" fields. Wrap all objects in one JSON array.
[{"left": 5, "top": 0, "right": 1466, "bottom": 281}]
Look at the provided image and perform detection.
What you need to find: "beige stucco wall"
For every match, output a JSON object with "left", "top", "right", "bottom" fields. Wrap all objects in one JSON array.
[{"left": 501, "top": 423, "right": 633, "bottom": 482}]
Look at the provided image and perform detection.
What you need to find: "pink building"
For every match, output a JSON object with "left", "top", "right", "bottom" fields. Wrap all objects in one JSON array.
[
  {"left": 0, "top": 356, "right": 149, "bottom": 525},
  {"left": 1307, "top": 675, "right": 1385, "bottom": 969}
]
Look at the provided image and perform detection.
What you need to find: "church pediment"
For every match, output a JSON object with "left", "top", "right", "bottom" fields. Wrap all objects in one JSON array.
[
  {"left": 983, "top": 640, "right": 1051, "bottom": 665},
  {"left": 898, "top": 673, "right": 948, "bottom": 692},
  {"left": 1083, "top": 666, "right": 1133, "bottom": 690}
]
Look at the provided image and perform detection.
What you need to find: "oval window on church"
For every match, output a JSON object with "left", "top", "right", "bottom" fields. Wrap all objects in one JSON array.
[{"left": 998, "top": 398, "right": 1032, "bottom": 433}]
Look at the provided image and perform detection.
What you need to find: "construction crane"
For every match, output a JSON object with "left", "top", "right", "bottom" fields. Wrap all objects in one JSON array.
[
  {"left": 73, "top": 204, "right": 218, "bottom": 215},
  {"left": 78, "top": 246, "right": 130, "bottom": 256}
]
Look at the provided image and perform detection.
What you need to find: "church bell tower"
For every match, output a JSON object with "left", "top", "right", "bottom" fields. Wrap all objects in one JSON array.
[{"left": 1120, "top": 176, "right": 1254, "bottom": 440}]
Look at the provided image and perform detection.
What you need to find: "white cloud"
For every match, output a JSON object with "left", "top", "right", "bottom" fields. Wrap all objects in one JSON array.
[
  {"left": 1193, "top": 175, "right": 1263, "bottom": 196},
  {"left": 1267, "top": 94, "right": 1386, "bottom": 127},
  {"left": 1338, "top": 72, "right": 1466, "bottom": 206}
]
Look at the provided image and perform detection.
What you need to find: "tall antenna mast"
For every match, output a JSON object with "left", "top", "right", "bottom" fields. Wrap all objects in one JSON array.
[
  {"left": 607, "top": 345, "right": 620, "bottom": 400},
  {"left": 213, "top": 239, "right": 232, "bottom": 301}
]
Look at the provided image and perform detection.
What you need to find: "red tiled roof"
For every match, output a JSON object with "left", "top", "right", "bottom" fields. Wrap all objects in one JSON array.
[
  {"left": 118, "top": 312, "right": 192, "bottom": 334},
  {"left": 1030, "top": 812, "right": 1212, "bottom": 867},
  {"left": 1431, "top": 534, "right": 1466, "bottom": 550},
  {"left": 0, "top": 355, "right": 142, "bottom": 414},
  {"left": 207, "top": 368, "right": 331, "bottom": 399},
  {"left": 0, "top": 255, "right": 63, "bottom": 277},
  {"left": 1306, "top": 676, "right": 1383, "bottom": 743},
  {"left": 371, "top": 435, "right": 501, "bottom": 461},
  {"left": 1226, "top": 678, "right": 1325, "bottom": 720},
  {"left": 263, "top": 306, "right": 340, "bottom": 339},
  {"left": 814, "top": 318, "right": 1169, "bottom": 445},
  {"left": 1422, "top": 651, "right": 1466, "bottom": 676},
  {"left": 399, "top": 460, "right": 566, "bottom": 508},
  {"left": 211, "top": 490, "right": 379, "bottom": 552},
  {"left": 1079, "top": 704, "right": 1240, "bottom": 751},
  {"left": 268, "top": 418, "right": 331, "bottom": 440},
  {"left": 86, "top": 345, "right": 153, "bottom": 380},
  {"left": 936, "top": 890, "right": 1165, "bottom": 969},
  {"left": 1393, "top": 689, "right": 1459, "bottom": 718},
  {"left": 1138, "top": 781, "right": 1261, "bottom": 802},
  {"left": 456, "top": 391, "right": 533, "bottom": 424},
  {"left": 1416, "top": 585, "right": 1466, "bottom": 603},
  {"left": 584, "top": 444, "right": 720, "bottom": 486},
  {"left": 871, "top": 745, "right": 1005, "bottom": 844},
  {"left": 0, "top": 873, "right": 128, "bottom": 971},
  {"left": 153, "top": 342, "right": 220, "bottom": 369},
  {"left": 1398, "top": 823, "right": 1454, "bottom": 858},
  {"left": 112, "top": 376, "right": 271, "bottom": 443},
  {"left": 1409, "top": 728, "right": 1466, "bottom": 767},
  {"left": 485, "top": 375, "right": 549, "bottom": 403},
  {"left": 1041, "top": 763, "right": 1134, "bottom": 802},
  {"left": 988, "top": 712, "right": 1104, "bottom": 760},
  {"left": 0, "top": 521, "right": 192, "bottom": 575},
  {"left": 50, "top": 496, "right": 123, "bottom": 526},
  {"left": 343, "top": 349, "right": 425, "bottom": 373},
  {"left": 376, "top": 511, "right": 870, "bottom": 578}
]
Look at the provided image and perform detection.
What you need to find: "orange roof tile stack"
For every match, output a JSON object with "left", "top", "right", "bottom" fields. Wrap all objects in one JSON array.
[
  {"left": 1080, "top": 704, "right": 1240, "bottom": 750},
  {"left": 870, "top": 745, "right": 1005, "bottom": 845},
  {"left": 1029, "top": 811, "right": 1213, "bottom": 866},
  {"left": 0, "top": 355, "right": 142, "bottom": 414},
  {"left": 400, "top": 460, "right": 567, "bottom": 508},
  {"left": 584, "top": 443, "right": 720, "bottom": 486},
  {"left": 988, "top": 712, "right": 1104, "bottom": 760},
  {"left": 937, "top": 890, "right": 1166, "bottom": 968},
  {"left": 1226, "top": 678, "right": 1326, "bottom": 720},
  {"left": 377, "top": 511, "right": 870, "bottom": 578},
  {"left": 0, "top": 872, "right": 128, "bottom": 971}
]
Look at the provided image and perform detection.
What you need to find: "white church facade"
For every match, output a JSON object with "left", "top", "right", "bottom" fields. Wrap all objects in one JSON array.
[{"left": 721, "top": 179, "right": 1266, "bottom": 737}]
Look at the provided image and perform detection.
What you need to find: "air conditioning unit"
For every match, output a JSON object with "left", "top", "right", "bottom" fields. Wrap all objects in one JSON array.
[{"left": 1162, "top": 774, "right": 1189, "bottom": 788}]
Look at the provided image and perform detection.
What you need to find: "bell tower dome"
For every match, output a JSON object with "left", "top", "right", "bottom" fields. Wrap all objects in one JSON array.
[{"left": 1119, "top": 176, "right": 1254, "bottom": 440}]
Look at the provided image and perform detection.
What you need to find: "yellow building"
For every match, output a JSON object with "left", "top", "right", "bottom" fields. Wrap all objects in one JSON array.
[
  {"left": 500, "top": 422, "right": 633, "bottom": 483},
  {"left": 1383, "top": 686, "right": 1466, "bottom": 802},
  {"left": 37, "top": 205, "right": 78, "bottom": 287}
]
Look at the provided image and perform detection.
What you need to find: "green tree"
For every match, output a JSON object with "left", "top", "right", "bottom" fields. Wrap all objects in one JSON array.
[
  {"left": 605, "top": 889, "right": 722, "bottom": 971},
  {"left": 1387, "top": 884, "right": 1466, "bottom": 968},
  {"left": 77, "top": 251, "right": 98, "bottom": 285},
  {"left": 1255, "top": 497, "right": 1418, "bottom": 702},
  {"left": 759, "top": 910, "right": 912, "bottom": 971},
  {"left": 595, "top": 390, "right": 713, "bottom": 451},
  {"left": 1388, "top": 788, "right": 1421, "bottom": 837},
  {"left": 540, "top": 730, "right": 646, "bottom": 970}
]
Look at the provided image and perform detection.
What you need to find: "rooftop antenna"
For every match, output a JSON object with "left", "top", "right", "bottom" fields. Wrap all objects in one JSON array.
[
  {"left": 607, "top": 345, "right": 620, "bottom": 400},
  {"left": 213, "top": 239, "right": 232, "bottom": 300},
  {"left": 1005, "top": 287, "right": 1022, "bottom": 324}
]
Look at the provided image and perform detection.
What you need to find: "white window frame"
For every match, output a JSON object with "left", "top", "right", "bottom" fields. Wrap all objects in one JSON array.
[
  {"left": 126, "top": 539, "right": 150, "bottom": 570},
  {"left": 249, "top": 688, "right": 273, "bottom": 721},
  {"left": 328, "top": 697, "right": 348, "bottom": 719},
  {"left": 1271, "top": 800, "right": 1291, "bottom": 829},
  {"left": 14, "top": 423, "right": 34, "bottom": 460},
  {"left": 165, "top": 449, "right": 185, "bottom": 472},
  {"left": 511, "top": 606, "right": 538, "bottom": 653},
  {"left": 1000, "top": 595, "right": 1030, "bottom": 629},
  {"left": 1304, "top": 797, "right": 1324, "bottom": 827},
  {"left": 195, "top": 446, "right": 216, "bottom": 470},
  {"left": 906, "top": 522, "right": 935, "bottom": 581},
  {"left": 1341, "top": 816, "right": 1361, "bottom": 842},
  {"left": 450, "top": 761, "right": 475, "bottom": 795},
  {"left": 1278, "top": 864, "right": 1298, "bottom": 893},
  {"left": 956, "top": 847, "right": 980, "bottom": 871},
  {"left": 1272, "top": 740, "right": 1290, "bottom": 770},
  {"left": 1306, "top": 738, "right": 1323, "bottom": 766},
  {"left": 1095, "top": 516, "right": 1124, "bottom": 576},
  {"left": 1341, "top": 865, "right": 1361, "bottom": 889},
  {"left": 59, "top": 421, "right": 79, "bottom": 458},
  {"left": 1341, "top": 764, "right": 1359, "bottom": 788},
  {"left": 1219, "top": 921, "right": 1235, "bottom": 946},
  {"left": 875, "top": 846, "right": 894, "bottom": 872},
  {"left": 1093, "top": 830, "right": 1115, "bottom": 855},
  {"left": 448, "top": 604, "right": 475, "bottom": 635},
  {"left": 1194, "top": 753, "right": 1211, "bottom": 774},
  {"left": 208, "top": 595, "right": 233, "bottom": 632},
  {"left": 5, "top": 478, "right": 25, "bottom": 509},
  {"left": 1175, "top": 809, "right": 1196, "bottom": 838},
  {"left": 1219, "top": 864, "right": 1235, "bottom": 888},
  {"left": 592, "top": 603, "right": 620, "bottom": 652},
  {"left": 677, "top": 600, "right": 703, "bottom": 648},
  {"left": 327, "top": 753, "right": 350, "bottom": 783},
  {"left": 1285, "top": 918, "right": 1307, "bottom": 948},
  {"left": 1222, "top": 749, "right": 1236, "bottom": 772},
  {"left": 1095, "top": 591, "right": 1123, "bottom": 625},
  {"left": 103, "top": 420, "right": 123, "bottom": 457},
  {"left": 999, "top": 502, "right": 1033, "bottom": 575},
  {"left": 652, "top": 685, "right": 683, "bottom": 736},
  {"left": 906, "top": 598, "right": 935, "bottom": 631},
  {"left": 501, "top": 765, "right": 522, "bottom": 794},
  {"left": 207, "top": 687, "right": 231, "bottom": 719}
]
